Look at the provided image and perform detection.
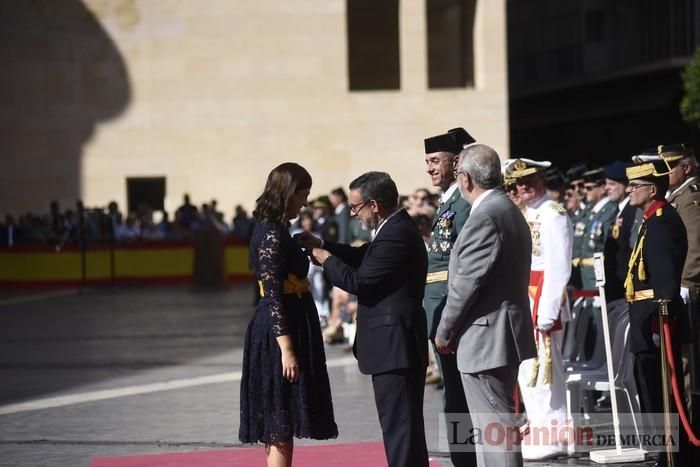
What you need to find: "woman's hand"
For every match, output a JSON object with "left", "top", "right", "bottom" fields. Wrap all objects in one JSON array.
[{"left": 281, "top": 348, "right": 300, "bottom": 383}]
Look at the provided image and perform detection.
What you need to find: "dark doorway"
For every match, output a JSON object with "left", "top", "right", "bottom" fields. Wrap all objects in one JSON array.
[{"left": 126, "top": 177, "right": 166, "bottom": 213}]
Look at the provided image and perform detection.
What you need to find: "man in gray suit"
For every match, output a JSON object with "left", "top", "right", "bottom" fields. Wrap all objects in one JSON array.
[{"left": 435, "top": 144, "right": 537, "bottom": 467}]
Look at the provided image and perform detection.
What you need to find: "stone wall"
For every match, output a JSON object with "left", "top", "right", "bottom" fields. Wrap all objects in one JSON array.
[{"left": 1, "top": 0, "right": 508, "bottom": 216}]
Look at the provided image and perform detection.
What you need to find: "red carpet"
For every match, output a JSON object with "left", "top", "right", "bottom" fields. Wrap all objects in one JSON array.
[{"left": 90, "top": 441, "right": 443, "bottom": 466}]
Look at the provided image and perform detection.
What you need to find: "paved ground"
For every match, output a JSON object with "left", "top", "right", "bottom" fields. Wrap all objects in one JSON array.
[{"left": 0, "top": 286, "right": 656, "bottom": 466}]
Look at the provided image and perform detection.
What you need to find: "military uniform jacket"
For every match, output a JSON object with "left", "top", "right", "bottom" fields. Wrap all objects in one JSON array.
[
  {"left": 569, "top": 204, "right": 589, "bottom": 289},
  {"left": 668, "top": 176, "right": 700, "bottom": 292},
  {"left": 604, "top": 199, "right": 637, "bottom": 301},
  {"left": 424, "top": 186, "right": 470, "bottom": 338},
  {"left": 570, "top": 204, "right": 589, "bottom": 261},
  {"left": 627, "top": 202, "right": 687, "bottom": 353},
  {"left": 580, "top": 198, "right": 618, "bottom": 289},
  {"left": 527, "top": 195, "right": 573, "bottom": 324}
]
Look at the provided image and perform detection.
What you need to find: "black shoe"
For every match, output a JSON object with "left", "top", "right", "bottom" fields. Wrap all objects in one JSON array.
[{"left": 651, "top": 452, "right": 669, "bottom": 467}]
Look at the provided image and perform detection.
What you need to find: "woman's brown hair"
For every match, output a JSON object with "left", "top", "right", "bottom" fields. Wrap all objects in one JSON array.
[{"left": 253, "top": 163, "right": 312, "bottom": 226}]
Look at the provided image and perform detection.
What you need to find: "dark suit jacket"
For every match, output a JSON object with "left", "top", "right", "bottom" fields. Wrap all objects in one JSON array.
[
  {"left": 604, "top": 200, "right": 637, "bottom": 301},
  {"left": 323, "top": 209, "right": 429, "bottom": 375}
]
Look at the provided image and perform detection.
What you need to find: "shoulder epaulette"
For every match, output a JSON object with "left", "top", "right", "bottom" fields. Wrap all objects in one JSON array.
[{"left": 549, "top": 202, "right": 566, "bottom": 215}]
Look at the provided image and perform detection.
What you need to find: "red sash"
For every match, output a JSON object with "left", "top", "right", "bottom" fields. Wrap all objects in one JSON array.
[{"left": 529, "top": 270, "right": 562, "bottom": 333}]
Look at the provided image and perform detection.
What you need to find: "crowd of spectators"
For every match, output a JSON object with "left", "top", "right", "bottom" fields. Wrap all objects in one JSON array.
[
  {"left": 0, "top": 194, "right": 255, "bottom": 248},
  {"left": 0, "top": 188, "right": 437, "bottom": 250}
]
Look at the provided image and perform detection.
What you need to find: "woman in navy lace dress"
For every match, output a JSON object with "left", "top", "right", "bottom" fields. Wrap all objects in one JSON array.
[{"left": 239, "top": 163, "right": 337, "bottom": 466}]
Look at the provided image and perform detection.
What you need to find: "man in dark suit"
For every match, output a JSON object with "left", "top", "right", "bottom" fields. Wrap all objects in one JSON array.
[
  {"left": 603, "top": 160, "right": 636, "bottom": 302},
  {"left": 298, "top": 171, "right": 429, "bottom": 467},
  {"left": 435, "top": 144, "right": 536, "bottom": 467}
]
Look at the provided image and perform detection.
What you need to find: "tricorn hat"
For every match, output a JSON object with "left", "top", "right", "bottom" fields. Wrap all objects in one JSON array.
[
  {"left": 424, "top": 127, "right": 475, "bottom": 154},
  {"left": 582, "top": 167, "right": 605, "bottom": 184}
]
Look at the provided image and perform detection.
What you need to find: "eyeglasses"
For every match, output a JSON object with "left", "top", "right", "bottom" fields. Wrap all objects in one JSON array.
[
  {"left": 628, "top": 183, "right": 655, "bottom": 192},
  {"left": 349, "top": 200, "right": 370, "bottom": 215},
  {"left": 584, "top": 184, "right": 602, "bottom": 191},
  {"left": 515, "top": 175, "right": 537, "bottom": 185},
  {"left": 569, "top": 182, "right": 584, "bottom": 189}
]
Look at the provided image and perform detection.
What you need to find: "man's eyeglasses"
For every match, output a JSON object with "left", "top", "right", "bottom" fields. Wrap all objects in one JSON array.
[
  {"left": 584, "top": 184, "right": 602, "bottom": 191},
  {"left": 628, "top": 183, "right": 655, "bottom": 192},
  {"left": 349, "top": 200, "right": 370, "bottom": 215}
]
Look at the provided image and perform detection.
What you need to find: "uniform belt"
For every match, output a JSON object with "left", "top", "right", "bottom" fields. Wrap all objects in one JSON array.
[
  {"left": 628, "top": 289, "right": 654, "bottom": 302},
  {"left": 426, "top": 270, "right": 448, "bottom": 284},
  {"left": 579, "top": 257, "right": 595, "bottom": 267},
  {"left": 690, "top": 286, "right": 700, "bottom": 299}
]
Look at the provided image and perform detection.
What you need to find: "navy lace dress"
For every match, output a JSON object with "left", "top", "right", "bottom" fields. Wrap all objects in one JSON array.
[{"left": 239, "top": 222, "right": 338, "bottom": 444}]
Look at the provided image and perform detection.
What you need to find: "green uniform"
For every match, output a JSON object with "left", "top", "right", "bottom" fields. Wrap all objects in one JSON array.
[
  {"left": 580, "top": 199, "right": 618, "bottom": 290},
  {"left": 424, "top": 187, "right": 470, "bottom": 338},
  {"left": 569, "top": 204, "right": 590, "bottom": 289}
]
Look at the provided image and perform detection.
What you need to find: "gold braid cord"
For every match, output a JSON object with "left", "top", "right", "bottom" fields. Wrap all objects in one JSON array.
[
  {"left": 624, "top": 224, "right": 647, "bottom": 300},
  {"left": 542, "top": 334, "right": 553, "bottom": 385},
  {"left": 527, "top": 336, "right": 540, "bottom": 387}
]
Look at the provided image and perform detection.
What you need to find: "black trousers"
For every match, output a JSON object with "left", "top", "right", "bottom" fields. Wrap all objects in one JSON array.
[
  {"left": 434, "top": 345, "right": 478, "bottom": 467},
  {"left": 372, "top": 367, "right": 429, "bottom": 467},
  {"left": 634, "top": 339, "right": 697, "bottom": 464}
]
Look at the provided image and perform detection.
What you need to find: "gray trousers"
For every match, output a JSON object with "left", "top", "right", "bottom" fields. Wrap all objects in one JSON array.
[{"left": 460, "top": 364, "right": 523, "bottom": 467}]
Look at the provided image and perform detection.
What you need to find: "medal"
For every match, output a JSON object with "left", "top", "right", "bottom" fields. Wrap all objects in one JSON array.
[{"left": 611, "top": 224, "right": 620, "bottom": 239}]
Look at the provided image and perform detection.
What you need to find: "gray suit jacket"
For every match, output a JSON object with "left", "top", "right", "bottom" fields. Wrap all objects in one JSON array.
[{"left": 436, "top": 189, "right": 537, "bottom": 374}]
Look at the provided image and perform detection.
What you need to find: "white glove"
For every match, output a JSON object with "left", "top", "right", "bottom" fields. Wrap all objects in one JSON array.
[
  {"left": 652, "top": 332, "right": 660, "bottom": 348},
  {"left": 537, "top": 317, "right": 556, "bottom": 332},
  {"left": 681, "top": 287, "right": 690, "bottom": 304}
]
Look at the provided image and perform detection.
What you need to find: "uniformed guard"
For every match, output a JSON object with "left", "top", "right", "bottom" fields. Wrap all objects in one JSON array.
[
  {"left": 579, "top": 167, "right": 619, "bottom": 291},
  {"left": 624, "top": 157, "right": 691, "bottom": 467},
  {"left": 423, "top": 127, "right": 476, "bottom": 467},
  {"left": 566, "top": 163, "right": 589, "bottom": 290},
  {"left": 507, "top": 158, "right": 573, "bottom": 461},
  {"left": 576, "top": 167, "right": 619, "bottom": 365},
  {"left": 662, "top": 143, "right": 700, "bottom": 423}
]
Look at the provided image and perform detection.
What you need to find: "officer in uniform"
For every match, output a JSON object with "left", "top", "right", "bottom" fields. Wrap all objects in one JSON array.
[
  {"left": 576, "top": 167, "right": 619, "bottom": 365},
  {"left": 507, "top": 158, "right": 573, "bottom": 461},
  {"left": 579, "top": 167, "right": 619, "bottom": 291},
  {"left": 662, "top": 143, "right": 700, "bottom": 422},
  {"left": 566, "top": 164, "right": 589, "bottom": 290},
  {"left": 423, "top": 127, "right": 476, "bottom": 467},
  {"left": 624, "top": 157, "right": 691, "bottom": 466}
]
